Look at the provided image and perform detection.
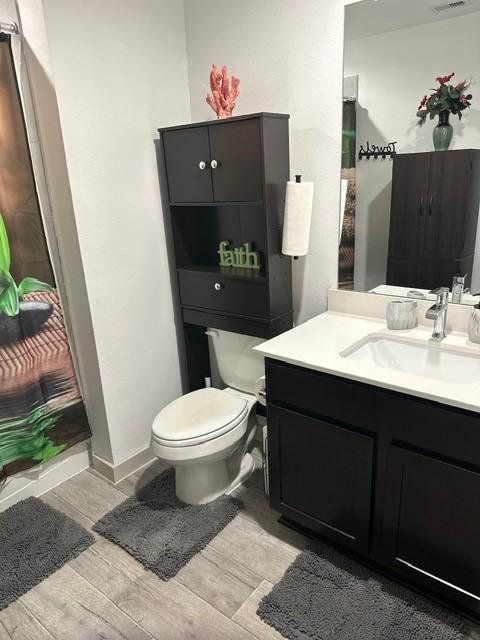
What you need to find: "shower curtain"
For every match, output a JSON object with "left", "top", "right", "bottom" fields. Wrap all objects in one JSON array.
[
  {"left": 338, "top": 99, "right": 357, "bottom": 290},
  {"left": 0, "top": 33, "right": 90, "bottom": 481}
]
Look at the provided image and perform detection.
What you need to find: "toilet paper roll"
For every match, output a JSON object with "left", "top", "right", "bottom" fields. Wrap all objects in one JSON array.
[
  {"left": 282, "top": 180, "right": 314, "bottom": 256},
  {"left": 254, "top": 375, "right": 266, "bottom": 406}
]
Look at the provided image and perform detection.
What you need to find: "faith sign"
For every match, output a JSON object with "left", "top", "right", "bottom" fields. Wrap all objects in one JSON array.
[{"left": 218, "top": 241, "right": 261, "bottom": 270}]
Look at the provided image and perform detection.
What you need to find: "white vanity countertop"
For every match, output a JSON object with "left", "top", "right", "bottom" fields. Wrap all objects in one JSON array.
[{"left": 254, "top": 310, "right": 480, "bottom": 414}]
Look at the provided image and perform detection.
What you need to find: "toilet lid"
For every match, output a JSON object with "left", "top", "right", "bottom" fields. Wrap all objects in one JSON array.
[{"left": 152, "top": 387, "right": 248, "bottom": 446}]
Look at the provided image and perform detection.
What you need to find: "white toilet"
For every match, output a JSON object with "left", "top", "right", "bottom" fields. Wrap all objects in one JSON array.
[{"left": 151, "top": 329, "right": 264, "bottom": 504}]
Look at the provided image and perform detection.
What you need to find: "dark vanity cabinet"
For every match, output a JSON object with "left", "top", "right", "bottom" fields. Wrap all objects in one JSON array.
[
  {"left": 266, "top": 358, "right": 480, "bottom": 619},
  {"left": 156, "top": 113, "right": 293, "bottom": 391},
  {"left": 386, "top": 149, "right": 480, "bottom": 290}
]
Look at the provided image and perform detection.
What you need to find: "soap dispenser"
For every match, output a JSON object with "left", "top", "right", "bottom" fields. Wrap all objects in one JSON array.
[
  {"left": 468, "top": 302, "right": 480, "bottom": 344},
  {"left": 452, "top": 273, "right": 467, "bottom": 304}
]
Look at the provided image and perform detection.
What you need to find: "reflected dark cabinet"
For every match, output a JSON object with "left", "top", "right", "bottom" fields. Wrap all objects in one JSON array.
[
  {"left": 265, "top": 358, "right": 480, "bottom": 620},
  {"left": 387, "top": 149, "right": 480, "bottom": 289},
  {"left": 156, "top": 113, "right": 293, "bottom": 392}
]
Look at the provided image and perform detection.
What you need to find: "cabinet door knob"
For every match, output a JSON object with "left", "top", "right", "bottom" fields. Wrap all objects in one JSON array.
[
  {"left": 210, "top": 159, "right": 218, "bottom": 169},
  {"left": 198, "top": 161, "right": 206, "bottom": 170},
  {"left": 214, "top": 282, "right": 223, "bottom": 291}
]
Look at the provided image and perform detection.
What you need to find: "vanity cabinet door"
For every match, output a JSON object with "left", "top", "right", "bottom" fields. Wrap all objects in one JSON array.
[
  {"left": 163, "top": 127, "right": 213, "bottom": 203},
  {"left": 268, "top": 404, "right": 375, "bottom": 554},
  {"left": 383, "top": 445, "right": 480, "bottom": 613},
  {"left": 208, "top": 119, "right": 263, "bottom": 202}
]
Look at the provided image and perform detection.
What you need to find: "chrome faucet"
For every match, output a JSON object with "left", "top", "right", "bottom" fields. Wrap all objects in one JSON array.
[{"left": 426, "top": 287, "right": 449, "bottom": 341}]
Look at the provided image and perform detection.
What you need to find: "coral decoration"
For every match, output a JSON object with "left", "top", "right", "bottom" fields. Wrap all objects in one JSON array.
[{"left": 206, "top": 64, "right": 240, "bottom": 119}]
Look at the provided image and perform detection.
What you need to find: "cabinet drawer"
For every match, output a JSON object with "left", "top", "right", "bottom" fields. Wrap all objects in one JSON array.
[
  {"left": 178, "top": 270, "right": 268, "bottom": 318},
  {"left": 266, "top": 359, "right": 382, "bottom": 431}
]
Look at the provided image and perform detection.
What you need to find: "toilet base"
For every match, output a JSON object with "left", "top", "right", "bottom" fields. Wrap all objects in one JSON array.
[
  {"left": 226, "top": 452, "right": 256, "bottom": 496},
  {"left": 175, "top": 452, "right": 256, "bottom": 505}
]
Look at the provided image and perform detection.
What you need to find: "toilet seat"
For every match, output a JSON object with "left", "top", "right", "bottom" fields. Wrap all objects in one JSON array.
[{"left": 152, "top": 387, "right": 248, "bottom": 448}]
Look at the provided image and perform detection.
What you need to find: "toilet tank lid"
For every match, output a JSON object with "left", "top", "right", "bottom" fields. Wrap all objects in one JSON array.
[{"left": 152, "top": 387, "right": 247, "bottom": 443}]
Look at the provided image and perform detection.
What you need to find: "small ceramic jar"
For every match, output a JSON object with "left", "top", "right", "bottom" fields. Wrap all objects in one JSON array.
[
  {"left": 468, "top": 305, "right": 480, "bottom": 344},
  {"left": 386, "top": 299, "right": 418, "bottom": 330}
]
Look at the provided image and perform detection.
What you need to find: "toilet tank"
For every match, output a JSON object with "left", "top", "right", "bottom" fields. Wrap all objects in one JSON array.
[{"left": 207, "top": 329, "right": 265, "bottom": 394}]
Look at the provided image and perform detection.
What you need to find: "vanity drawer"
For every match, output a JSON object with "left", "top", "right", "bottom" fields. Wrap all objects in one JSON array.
[
  {"left": 178, "top": 270, "right": 269, "bottom": 318},
  {"left": 266, "top": 359, "right": 383, "bottom": 431}
]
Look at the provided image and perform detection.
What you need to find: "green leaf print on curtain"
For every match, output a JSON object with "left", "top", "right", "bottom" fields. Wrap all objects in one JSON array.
[{"left": 0, "top": 33, "right": 90, "bottom": 479}]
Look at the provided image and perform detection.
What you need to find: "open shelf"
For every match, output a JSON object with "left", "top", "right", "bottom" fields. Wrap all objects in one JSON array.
[{"left": 171, "top": 204, "right": 267, "bottom": 277}]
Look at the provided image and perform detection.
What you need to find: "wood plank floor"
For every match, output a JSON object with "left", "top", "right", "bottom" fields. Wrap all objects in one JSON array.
[{"left": 1, "top": 447, "right": 479, "bottom": 640}]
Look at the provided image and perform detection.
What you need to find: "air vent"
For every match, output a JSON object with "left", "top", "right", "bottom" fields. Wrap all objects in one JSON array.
[{"left": 431, "top": 0, "right": 471, "bottom": 11}]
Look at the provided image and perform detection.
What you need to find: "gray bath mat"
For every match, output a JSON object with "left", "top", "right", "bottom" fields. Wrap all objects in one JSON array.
[
  {"left": 257, "top": 540, "right": 466, "bottom": 640},
  {"left": 0, "top": 496, "right": 94, "bottom": 610},
  {"left": 93, "top": 468, "right": 243, "bottom": 580}
]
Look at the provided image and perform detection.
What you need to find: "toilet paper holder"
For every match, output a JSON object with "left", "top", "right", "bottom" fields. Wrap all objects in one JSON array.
[
  {"left": 293, "top": 175, "right": 302, "bottom": 261},
  {"left": 282, "top": 173, "right": 314, "bottom": 260}
]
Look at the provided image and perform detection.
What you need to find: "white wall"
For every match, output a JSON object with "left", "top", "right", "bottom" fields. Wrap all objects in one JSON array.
[
  {"left": 184, "top": 0, "right": 345, "bottom": 324},
  {"left": 344, "top": 12, "right": 480, "bottom": 291},
  {"left": 40, "top": 0, "right": 191, "bottom": 465}
]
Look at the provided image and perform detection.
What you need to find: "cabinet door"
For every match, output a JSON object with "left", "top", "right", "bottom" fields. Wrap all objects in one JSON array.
[
  {"left": 268, "top": 404, "right": 374, "bottom": 553},
  {"left": 424, "top": 151, "right": 472, "bottom": 260},
  {"left": 208, "top": 119, "right": 263, "bottom": 202},
  {"left": 387, "top": 154, "right": 430, "bottom": 260},
  {"left": 383, "top": 445, "right": 480, "bottom": 610},
  {"left": 163, "top": 127, "right": 213, "bottom": 203}
]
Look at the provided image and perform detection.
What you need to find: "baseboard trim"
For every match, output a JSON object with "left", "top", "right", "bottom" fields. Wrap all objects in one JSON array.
[
  {"left": 92, "top": 446, "right": 155, "bottom": 484},
  {"left": 0, "top": 441, "right": 91, "bottom": 512}
]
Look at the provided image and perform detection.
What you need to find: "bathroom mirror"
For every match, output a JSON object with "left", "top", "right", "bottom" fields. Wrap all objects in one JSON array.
[{"left": 339, "top": 0, "right": 480, "bottom": 305}]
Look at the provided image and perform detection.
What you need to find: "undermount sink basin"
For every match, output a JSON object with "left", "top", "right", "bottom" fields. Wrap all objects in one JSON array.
[{"left": 340, "top": 334, "right": 480, "bottom": 385}]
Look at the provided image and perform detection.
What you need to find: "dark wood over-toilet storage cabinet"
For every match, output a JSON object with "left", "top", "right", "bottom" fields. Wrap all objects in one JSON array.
[{"left": 156, "top": 113, "right": 292, "bottom": 392}]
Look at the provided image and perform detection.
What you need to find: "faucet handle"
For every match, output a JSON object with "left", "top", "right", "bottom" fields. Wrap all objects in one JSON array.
[{"left": 436, "top": 287, "right": 450, "bottom": 304}]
